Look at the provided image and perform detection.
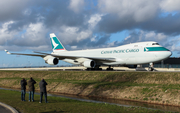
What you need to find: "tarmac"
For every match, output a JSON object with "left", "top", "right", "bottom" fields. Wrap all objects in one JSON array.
[
  {"left": 0, "top": 66, "right": 180, "bottom": 72},
  {"left": 0, "top": 102, "right": 18, "bottom": 113}
]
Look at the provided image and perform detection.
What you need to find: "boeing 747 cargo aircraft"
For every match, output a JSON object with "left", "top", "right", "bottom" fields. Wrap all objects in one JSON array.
[{"left": 5, "top": 33, "right": 172, "bottom": 71}]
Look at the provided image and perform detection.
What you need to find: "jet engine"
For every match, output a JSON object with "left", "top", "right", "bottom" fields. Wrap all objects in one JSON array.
[
  {"left": 44, "top": 56, "right": 59, "bottom": 65},
  {"left": 83, "top": 60, "right": 96, "bottom": 68}
]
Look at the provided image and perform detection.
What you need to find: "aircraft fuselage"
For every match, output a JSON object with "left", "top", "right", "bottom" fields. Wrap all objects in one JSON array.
[{"left": 52, "top": 41, "right": 172, "bottom": 66}]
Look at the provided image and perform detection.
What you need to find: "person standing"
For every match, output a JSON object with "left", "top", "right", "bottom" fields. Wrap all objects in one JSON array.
[
  {"left": 28, "top": 77, "right": 36, "bottom": 102},
  {"left": 21, "top": 78, "right": 27, "bottom": 101},
  {"left": 39, "top": 78, "right": 48, "bottom": 103}
]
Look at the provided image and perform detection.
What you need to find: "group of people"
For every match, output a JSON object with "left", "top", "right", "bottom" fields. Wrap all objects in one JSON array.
[{"left": 20, "top": 77, "right": 48, "bottom": 103}]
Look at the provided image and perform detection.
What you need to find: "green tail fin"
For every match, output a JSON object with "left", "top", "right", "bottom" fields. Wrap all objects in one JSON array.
[{"left": 50, "top": 33, "right": 66, "bottom": 52}]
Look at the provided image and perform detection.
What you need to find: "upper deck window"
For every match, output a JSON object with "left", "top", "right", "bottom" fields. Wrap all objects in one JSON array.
[{"left": 152, "top": 43, "right": 159, "bottom": 45}]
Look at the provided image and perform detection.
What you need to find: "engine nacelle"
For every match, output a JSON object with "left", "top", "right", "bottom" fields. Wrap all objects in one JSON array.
[
  {"left": 44, "top": 56, "right": 59, "bottom": 65},
  {"left": 83, "top": 60, "right": 96, "bottom": 68}
]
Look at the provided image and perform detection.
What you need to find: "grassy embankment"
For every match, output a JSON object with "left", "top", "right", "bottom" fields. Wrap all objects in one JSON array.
[
  {"left": 0, "top": 89, "right": 168, "bottom": 113},
  {"left": 1, "top": 71, "right": 180, "bottom": 107}
]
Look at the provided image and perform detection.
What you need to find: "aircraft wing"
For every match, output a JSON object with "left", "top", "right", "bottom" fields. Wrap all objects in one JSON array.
[
  {"left": 83, "top": 57, "right": 116, "bottom": 62},
  {"left": 33, "top": 51, "right": 116, "bottom": 62},
  {"left": 5, "top": 50, "right": 116, "bottom": 62},
  {"left": 5, "top": 50, "right": 46, "bottom": 57}
]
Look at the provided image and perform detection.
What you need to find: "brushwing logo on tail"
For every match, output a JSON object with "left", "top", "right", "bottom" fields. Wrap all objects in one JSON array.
[{"left": 51, "top": 37, "right": 64, "bottom": 50}]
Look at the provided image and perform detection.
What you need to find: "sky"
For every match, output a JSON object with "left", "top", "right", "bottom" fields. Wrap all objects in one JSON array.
[{"left": 1, "top": 0, "right": 180, "bottom": 67}]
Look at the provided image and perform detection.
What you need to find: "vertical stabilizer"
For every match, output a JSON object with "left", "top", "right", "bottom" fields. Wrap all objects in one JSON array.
[{"left": 50, "top": 33, "right": 66, "bottom": 52}]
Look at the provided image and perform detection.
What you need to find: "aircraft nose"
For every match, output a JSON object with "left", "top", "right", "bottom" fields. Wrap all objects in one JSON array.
[
  {"left": 168, "top": 51, "right": 172, "bottom": 57},
  {"left": 164, "top": 50, "right": 172, "bottom": 58}
]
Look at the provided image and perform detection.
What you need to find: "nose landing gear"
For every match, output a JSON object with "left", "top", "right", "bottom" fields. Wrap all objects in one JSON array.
[{"left": 148, "top": 63, "right": 154, "bottom": 71}]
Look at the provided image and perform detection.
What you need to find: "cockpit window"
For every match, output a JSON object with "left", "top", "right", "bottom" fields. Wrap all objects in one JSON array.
[{"left": 152, "top": 43, "right": 159, "bottom": 45}]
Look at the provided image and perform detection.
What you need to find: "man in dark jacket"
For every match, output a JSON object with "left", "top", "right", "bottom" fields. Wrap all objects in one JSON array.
[
  {"left": 21, "top": 78, "right": 27, "bottom": 101},
  {"left": 28, "top": 77, "right": 36, "bottom": 102},
  {"left": 39, "top": 78, "right": 48, "bottom": 103}
]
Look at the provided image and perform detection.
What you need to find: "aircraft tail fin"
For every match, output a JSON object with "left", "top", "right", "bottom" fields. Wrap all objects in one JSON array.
[{"left": 50, "top": 33, "right": 66, "bottom": 52}]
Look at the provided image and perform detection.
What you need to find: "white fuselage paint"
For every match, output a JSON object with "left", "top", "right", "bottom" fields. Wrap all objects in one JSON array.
[{"left": 52, "top": 41, "right": 172, "bottom": 66}]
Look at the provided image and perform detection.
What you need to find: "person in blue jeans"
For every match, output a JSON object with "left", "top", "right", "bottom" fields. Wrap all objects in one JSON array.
[
  {"left": 28, "top": 77, "right": 36, "bottom": 102},
  {"left": 21, "top": 78, "right": 27, "bottom": 101},
  {"left": 39, "top": 78, "right": 48, "bottom": 103}
]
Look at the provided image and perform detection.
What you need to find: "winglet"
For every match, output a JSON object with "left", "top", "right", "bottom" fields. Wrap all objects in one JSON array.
[{"left": 5, "top": 50, "right": 11, "bottom": 54}]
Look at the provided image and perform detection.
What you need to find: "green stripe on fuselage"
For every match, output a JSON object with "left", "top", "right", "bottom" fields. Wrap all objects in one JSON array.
[{"left": 144, "top": 47, "right": 169, "bottom": 52}]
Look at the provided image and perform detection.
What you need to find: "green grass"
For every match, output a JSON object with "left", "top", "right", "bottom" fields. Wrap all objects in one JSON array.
[
  {"left": 0, "top": 90, "right": 173, "bottom": 113},
  {"left": 1, "top": 71, "right": 180, "bottom": 106}
]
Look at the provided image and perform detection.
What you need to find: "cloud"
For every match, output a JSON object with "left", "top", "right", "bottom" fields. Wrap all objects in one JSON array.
[
  {"left": 57, "top": 14, "right": 103, "bottom": 45},
  {"left": 0, "top": 21, "right": 17, "bottom": 45},
  {"left": 68, "top": 0, "right": 85, "bottom": 13},
  {"left": 3, "top": 22, "right": 50, "bottom": 51},
  {"left": 88, "top": 14, "right": 103, "bottom": 29},
  {"left": 122, "top": 30, "right": 168, "bottom": 44},
  {"left": 57, "top": 26, "right": 92, "bottom": 44},
  {"left": 0, "top": 0, "right": 180, "bottom": 57},
  {"left": 164, "top": 36, "right": 180, "bottom": 52},
  {"left": 160, "top": 0, "right": 180, "bottom": 12},
  {"left": 71, "top": 46, "right": 77, "bottom": 49},
  {"left": 0, "top": 0, "right": 30, "bottom": 22},
  {"left": 98, "top": 0, "right": 159, "bottom": 22}
]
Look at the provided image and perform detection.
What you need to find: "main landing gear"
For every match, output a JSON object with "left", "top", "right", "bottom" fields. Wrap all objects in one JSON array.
[
  {"left": 106, "top": 66, "right": 113, "bottom": 71},
  {"left": 86, "top": 65, "right": 102, "bottom": 71},
  {"left": 86, "top": 68, "right": 102, "bottom": 71},
  {"left": 86, "top": 66, "right": 114, "bottom": 71}
]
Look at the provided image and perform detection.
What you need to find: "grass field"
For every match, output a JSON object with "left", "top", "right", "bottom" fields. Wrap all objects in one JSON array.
[
  {"left": 1, "top": 71, "right": 180, "bottom": 106},
  {"left": 0, "top": 89, "right": 174, "bottom": 113}
]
